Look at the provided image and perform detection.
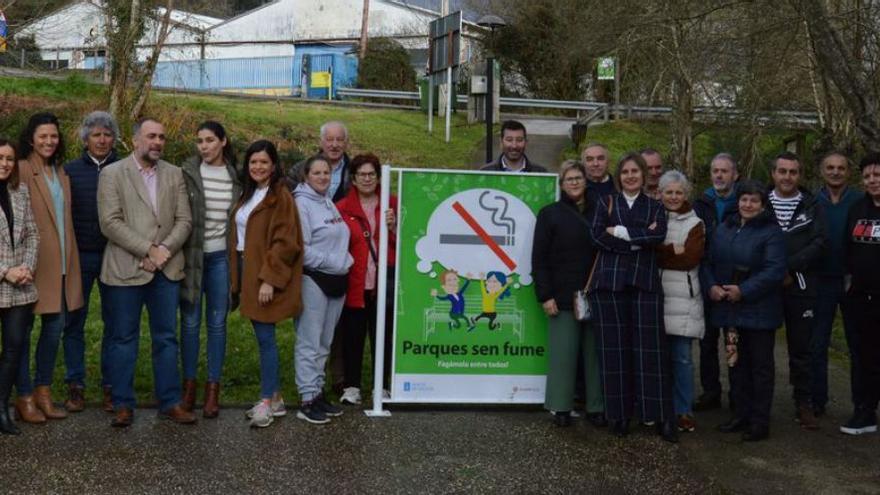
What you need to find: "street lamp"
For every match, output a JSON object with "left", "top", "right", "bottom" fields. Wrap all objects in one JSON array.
[{"left": 478, "top": 14, "right": 506, "bottom": 164}]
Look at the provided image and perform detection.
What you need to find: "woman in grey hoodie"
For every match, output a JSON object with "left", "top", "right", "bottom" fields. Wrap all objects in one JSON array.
[{"left": 293, "top": 155, "right": 353, "bottom": 424}]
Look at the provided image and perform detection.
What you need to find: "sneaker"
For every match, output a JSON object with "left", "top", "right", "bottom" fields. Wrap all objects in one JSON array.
[
  {"left": 297, "top": 400, "right": 330, "bottom": 425},
  {"left": 340, "top": 387, "right": 362, "bottom": 405},
  {"left": 315, "top": 394, "right": 343, "bottom": 417},
  {"left": 248, "top": 402, "right": 274, "bottom": 428},
  {"left": 795, "top": 403, "right": 819, "bottom": 430},
  {"left": 840, "top": 408, "right": 878, "bottom": 435},
  {"left": 245, "top": 396, "right": 287, "bottom": 419},
  {"left": 677, "top": 414, "right": 696, "bottom": 432}
]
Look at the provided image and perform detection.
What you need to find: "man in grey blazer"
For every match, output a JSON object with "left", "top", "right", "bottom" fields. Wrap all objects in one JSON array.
[{"left": 98, "top": 118, "right": 194, "bottom": 427}]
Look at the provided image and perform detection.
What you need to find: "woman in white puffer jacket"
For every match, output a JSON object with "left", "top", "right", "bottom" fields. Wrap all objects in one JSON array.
[{"left": 656, "top": 170, "right": 706, "bottom": 433}]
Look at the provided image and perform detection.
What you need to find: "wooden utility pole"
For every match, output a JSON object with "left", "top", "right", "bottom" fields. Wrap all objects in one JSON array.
[{"left": 358, "top": 0, "right": 369, "bottom": 59}]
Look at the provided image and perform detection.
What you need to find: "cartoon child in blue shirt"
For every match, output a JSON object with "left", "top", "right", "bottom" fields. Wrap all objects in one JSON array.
[{"left": 430, "top": 269, "right": 475, "bottom": 331}]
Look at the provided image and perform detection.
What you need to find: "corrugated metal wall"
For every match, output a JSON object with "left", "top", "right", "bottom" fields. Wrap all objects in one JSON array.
[{"left": 153, "top": 47, "right": 359, "bottom": 97}]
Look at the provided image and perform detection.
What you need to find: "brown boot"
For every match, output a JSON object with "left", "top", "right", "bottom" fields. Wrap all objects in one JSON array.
[
  {"left": 203, "top": 382, "right": 220, "bottom": 419},
  {"left": 33, "top": 385, "right": 68, "bottom": 419},
  {"left": 102, "top": 386, "right": 114, "bottom": 413},
  {"left": 14, "top": 395, "right": 46, "bottom": 424},
  {"left": 181, "top": 379, "right": 196, "bottom": 412},
  {"left": 64, "top": 383, "right": 85, "bottom": 413}
]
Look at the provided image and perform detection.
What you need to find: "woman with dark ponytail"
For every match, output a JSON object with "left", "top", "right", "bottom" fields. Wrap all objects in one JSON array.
[{"left": 179, "top": 121, "right": 241, "bottom": 417}]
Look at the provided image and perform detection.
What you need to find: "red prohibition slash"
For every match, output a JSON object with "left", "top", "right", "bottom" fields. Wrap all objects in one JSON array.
[{"left": 451, "top": 201, "right": 518, "bottom": 271}]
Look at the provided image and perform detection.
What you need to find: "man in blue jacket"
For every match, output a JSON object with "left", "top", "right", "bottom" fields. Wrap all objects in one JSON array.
[
  {"left": 766, "top": 151, "right": 827, "bottom": 430},
  {"left": 61, "top": 111, "right": 119, "bottom": 413},
  {"left": 812, "top": 151, "right": 862, "bottom": 418}
]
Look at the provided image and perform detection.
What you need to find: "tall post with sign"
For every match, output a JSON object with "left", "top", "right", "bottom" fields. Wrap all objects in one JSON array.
[
  {"left": 597, "top": 56, "right": 618, "bottom": 118},
  {"left": 428, "top": 12, "right": 462, "bottom": 143}
]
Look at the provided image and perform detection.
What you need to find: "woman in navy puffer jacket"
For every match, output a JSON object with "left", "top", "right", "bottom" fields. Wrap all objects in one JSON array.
[{"left": 702, "top": 180, "right": 786, "bottom": 442}]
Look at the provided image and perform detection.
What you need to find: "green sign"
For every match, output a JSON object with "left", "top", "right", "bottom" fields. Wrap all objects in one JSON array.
[
  {"left": 597, "top": 57, "right": 616, "bottom": 80},
  {"left": 389, "top": 170, "right": 558, "bottom": 403}
]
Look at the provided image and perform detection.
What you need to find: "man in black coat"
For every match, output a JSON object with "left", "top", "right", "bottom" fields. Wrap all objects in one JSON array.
[
  {"left": 692, "top": 152, "right": 739, "bottom": 412},
  {"left": 481, "top": 120, "right": 547, "bottom": 173},
  {"left": 286, "top": 121, "right": 352, "bottom": 203},
  {"left": 766, "top": 151, "right": 827, "bottom": 430}
]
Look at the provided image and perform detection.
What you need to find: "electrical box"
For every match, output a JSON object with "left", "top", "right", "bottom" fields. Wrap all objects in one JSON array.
[{"left": 471, "top": 75, "right": 487, "bottom": 95}]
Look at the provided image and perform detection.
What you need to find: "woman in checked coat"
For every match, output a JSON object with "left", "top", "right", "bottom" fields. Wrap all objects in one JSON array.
[{"left": 589, "top": 152, "right": 676, "bottom": 442}]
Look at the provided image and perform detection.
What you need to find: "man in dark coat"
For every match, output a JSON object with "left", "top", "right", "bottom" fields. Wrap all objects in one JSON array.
[
  {"left": 481, "top": 120, "right": 547, "bottom": 173},
  {"left": 692, "top": 152, "right": 739, "bottom": 412},
  {"left": 286, "top": 121, "right": 352, "bottom": 203}
]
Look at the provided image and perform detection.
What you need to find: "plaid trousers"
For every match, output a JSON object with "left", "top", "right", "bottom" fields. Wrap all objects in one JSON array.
[{"left": 591, "top": 287, "right": 673, "bottom": 422}]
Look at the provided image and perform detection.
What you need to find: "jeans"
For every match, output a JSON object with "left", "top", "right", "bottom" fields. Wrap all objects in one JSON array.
[
  {"left": 295, "top": 276, "right": 345, "bottom": 402},
  {"left": 1, "top": 304, "right": 34, "bottom": 401},
  {"left": 106, "top": 272, "right": 182, "bottom": 411},
  {"left": 17, "top": 283, "right": 68, "bottom": 395},
  {"left": 63, "top": 250, "right": 112, "bottom": 387},
  {"left": 252, "top": 320, "right": 280, "bottom": 399},
  {"left": 668, "top": 335, "right": 695, "bottom": 415},
  {"left": 811, "top": 276, "right": 861, "bottom": 409},
  {"left": 180, "top": 250, "right": 229, "bottom": 383}
]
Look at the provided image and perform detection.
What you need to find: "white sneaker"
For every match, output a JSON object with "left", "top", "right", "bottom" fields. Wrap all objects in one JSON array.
[
  {"left": 249, "top": 402, "right": 274, "bottom": 428},
  {"left": 245, "top": 396, "right": 287, "bottom": 419},
  {"left": 340, "top": 387, "right": 362, "bottom": 405}
]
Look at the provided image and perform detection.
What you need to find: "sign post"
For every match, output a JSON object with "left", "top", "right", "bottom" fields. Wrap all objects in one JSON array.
[{"left": 428, "top": 12, "right": 462, "bottom": 142}]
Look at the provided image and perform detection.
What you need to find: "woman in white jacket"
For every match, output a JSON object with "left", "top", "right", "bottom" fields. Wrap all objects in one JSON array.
[{"left": 656, "top": 170, "right": 706, "bottom": 433}]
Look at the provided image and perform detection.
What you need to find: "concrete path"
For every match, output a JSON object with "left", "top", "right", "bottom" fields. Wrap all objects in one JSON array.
[{"left": 1, "top": 335, "right": 877, "bottom": 494}]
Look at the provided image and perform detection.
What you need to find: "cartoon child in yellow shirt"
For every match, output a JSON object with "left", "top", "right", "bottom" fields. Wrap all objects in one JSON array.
[{"left": 473, "top": 271, "right": 512, "bottom": 330}]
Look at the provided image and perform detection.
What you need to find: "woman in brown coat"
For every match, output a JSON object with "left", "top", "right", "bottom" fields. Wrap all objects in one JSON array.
[
  {"left": 16, "top": 113, "right": 83, "bottom": 423},
  {"left": 229, "top": 140, "right": 302, "bottom": 428}
]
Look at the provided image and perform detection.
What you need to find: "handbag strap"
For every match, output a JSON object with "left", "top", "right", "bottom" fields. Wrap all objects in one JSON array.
[
  {"left": 582, "top": 195, "right": 614, "bottom": 292},
  {"left": 353, "top": 214, "right": 379, "bottom": 263}
]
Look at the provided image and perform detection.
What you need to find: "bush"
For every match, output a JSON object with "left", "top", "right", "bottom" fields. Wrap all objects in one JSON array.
[{"left": 356, "top": 38, "right": 417, "bottom": 91}]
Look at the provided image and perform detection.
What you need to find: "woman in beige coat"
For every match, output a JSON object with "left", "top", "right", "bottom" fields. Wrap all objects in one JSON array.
[{"left": 15, "top": 113, "right": 83, "bottom": 423}]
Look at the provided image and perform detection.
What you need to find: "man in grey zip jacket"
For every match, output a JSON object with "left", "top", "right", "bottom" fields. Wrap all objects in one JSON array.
[{"left": 766, "top": 152, "right": 828, "bottom": 430}]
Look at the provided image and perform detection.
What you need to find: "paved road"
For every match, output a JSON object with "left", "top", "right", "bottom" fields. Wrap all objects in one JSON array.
[{"left": 1, "top": 334, "right": 877, "bottom": 494}]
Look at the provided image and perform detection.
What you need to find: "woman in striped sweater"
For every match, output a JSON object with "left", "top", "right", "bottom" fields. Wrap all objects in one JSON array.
[{"left": 180, "top": 121, "right": 241, "bottom": 418}]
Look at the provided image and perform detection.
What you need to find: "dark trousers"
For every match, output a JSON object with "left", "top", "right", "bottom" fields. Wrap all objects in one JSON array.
[
  {"left": 812, "top": 276, "right": 861, "bottom": 409},
  {"left": 0, "top": 305, "right": 34, "bottom": 402},
  {"left": 849, "top": 293, "right": 880, "bottom": 411},
  {"left": 592, "top": 287, "right": 673, "bottom": 422},
  {"left": 63, "top": 250, "right": 112, "bottom": 387},
  {"left": 782, "top": 293, "right": 815, "bottom": 406},
  {"left": 731, "top": 328, "right": 776, "bottom": 427},
  {"left": 340, "top": 290, "right": 393, "bottom": 389},
  {"left": 700, "top": 324, "right": 731, "bottom": 399}
]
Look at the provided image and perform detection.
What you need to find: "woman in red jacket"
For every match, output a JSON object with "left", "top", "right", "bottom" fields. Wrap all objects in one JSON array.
[{"left": 335, "top": 153, "right": 397, "bottom": 405}]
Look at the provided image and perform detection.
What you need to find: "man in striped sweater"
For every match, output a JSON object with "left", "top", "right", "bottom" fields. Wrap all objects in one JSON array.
[{"left": 766, "top": 151, "right": 828, "bottom": 431}]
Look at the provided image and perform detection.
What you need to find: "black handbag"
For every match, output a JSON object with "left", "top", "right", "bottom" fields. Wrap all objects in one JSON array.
[{"left": 304, "top": 268, "right": 348, "bottom": 298}]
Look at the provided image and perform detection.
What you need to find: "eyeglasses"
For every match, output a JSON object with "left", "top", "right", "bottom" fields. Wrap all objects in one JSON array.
[
  {"left": 355, "top": 172, "right": 377, "bottom": 179},
  {"left": 562, "top": 176, "right": 585, "bottom": 184}
]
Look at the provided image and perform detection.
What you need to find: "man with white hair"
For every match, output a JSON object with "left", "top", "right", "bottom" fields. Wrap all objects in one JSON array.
[
  {"left": 287, "top": 121, "right": 352, "bottom": 202},
  {"left": 62, "top": 111, "right": 120, "bottom": 413}
]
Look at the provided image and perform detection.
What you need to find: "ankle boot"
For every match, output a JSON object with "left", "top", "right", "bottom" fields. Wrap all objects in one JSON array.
[
  {"left": 33, "top": 385, "right": 68, "bottom": 419},
  {"left": 64, "top": 383, "right": 85, "bottom": 413},
  {"left": 102, "top": 386, "right": 114, "bottom": 413},
  {"left": 203, "top": 382, "right": 220, "bottom": 419},
  {"left": 0, "top": 401, "right": 20, "bottom": 435},
  {"left": 14, "top": 395, "right": 46, "bottom": 424},
  {"left": 181, "top": 379, "right": 197, "bottom": 412}
]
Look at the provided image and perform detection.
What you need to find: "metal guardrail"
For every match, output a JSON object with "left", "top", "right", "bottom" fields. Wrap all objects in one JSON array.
[{"left": 337, "top": 87, "right": 819, "bottom": 127}]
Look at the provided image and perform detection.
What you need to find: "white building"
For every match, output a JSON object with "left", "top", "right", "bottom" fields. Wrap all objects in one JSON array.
[{"left": 16, "top": 0, "right": 222, "bottom": 69}]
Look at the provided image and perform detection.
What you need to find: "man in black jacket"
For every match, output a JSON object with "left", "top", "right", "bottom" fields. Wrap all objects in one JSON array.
[
  {"left": 286, "top": 121, "right": 352, "bottom": 203},
  {"left": 62, "top": 111, "right": 119, "bottom": 413},
  {"left": 766, "top": 151, "right": 828, "bottom": 430},
  {"left": 692, "top": 152, "right": 739, "bottom": 411},
  {"left": 481, "top": 120, "right": 547, "bottom": 173}
]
